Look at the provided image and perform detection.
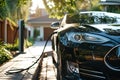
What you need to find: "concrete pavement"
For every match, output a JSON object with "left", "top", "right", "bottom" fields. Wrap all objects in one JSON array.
[{"left": 0, "top": 41, "right": 52, "bottom": 80}]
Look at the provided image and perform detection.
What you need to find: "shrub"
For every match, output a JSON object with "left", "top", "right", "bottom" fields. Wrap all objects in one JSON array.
[
  {"left": 0, "top": 42, "right": 13, "bottom": 65},
  {"left": 24, "top": 39, "right": 33, "bottom": 48},
  {"left": 5, "top": 38, "right": 33, "bottom": 51},
  {"left": 5, "top": 39, "right": 19, "bottom": 51},
  {"left": 0, "top": 38, "right": 33, "bottom": 65}
]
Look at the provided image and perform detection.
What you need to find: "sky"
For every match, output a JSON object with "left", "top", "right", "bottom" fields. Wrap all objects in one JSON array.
[{"left": 30, "top": 0, "right": 45, "bottom": 12}]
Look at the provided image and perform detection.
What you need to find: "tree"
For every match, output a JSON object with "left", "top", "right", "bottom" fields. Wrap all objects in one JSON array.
[
  {"left": 90, "top": 0, "right": 102, "bottom": 11},
  {"left": 43, "top": 0, "right": 78, "bottom": 19},
  {"left": 0, "top": 0, "right": 32, "bottom": 23},
  {"left": 6, "top": 0, "right": 32, "bottom": 23},
  {"left": 0, "top": 0, "right": 10, "bottom": 19},
  {"left": 43, "top": 0, "right": 101, "bottom": 19},
  {"left": 34, "top": 6, "right": 42, "bottom": 17}
]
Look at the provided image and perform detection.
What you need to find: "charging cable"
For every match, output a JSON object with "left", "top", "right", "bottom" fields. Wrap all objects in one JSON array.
[{"left": 6, "top": 31, "right": 57, "bottom": 74}]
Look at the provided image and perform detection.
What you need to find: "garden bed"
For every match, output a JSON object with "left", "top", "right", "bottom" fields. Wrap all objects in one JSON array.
[{"left": 0, "top": 39, "right": 33, "bottom": 66}]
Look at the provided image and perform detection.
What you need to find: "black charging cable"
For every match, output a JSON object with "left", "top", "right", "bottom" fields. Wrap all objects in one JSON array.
[{"left": 6, "top": 31, "right": 57, "bottom": 74}]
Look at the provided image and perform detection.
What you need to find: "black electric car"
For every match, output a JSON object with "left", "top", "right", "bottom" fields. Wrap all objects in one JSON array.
[{"left": 51, "top": 11, "right": 120, "bottom": 80}]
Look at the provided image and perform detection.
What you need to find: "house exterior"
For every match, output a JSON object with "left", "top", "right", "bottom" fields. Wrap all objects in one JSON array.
[
  {"left": 27, "top": 8, "right": 60, "bottom": 41},
  {"left": 27, "top": 15, "right": 59, "bottom": 40},
  {"left": 100, "top": 0, "right": 120, "bottom": 13}
]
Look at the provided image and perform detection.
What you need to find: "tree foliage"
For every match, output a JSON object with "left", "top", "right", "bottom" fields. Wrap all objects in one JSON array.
[
  {"left": 43, "top": 0, "right": 100, "bottom": 19},
  {"left": 34, "top": 6, "right": 43, "bottom": 17},
  {"left": 0, "top": 0, "right": 32, "bottom": 23},
  {"left": 0, "top": 0, "right": 10, "bottom": 19},
  {"left": 43, "top": 0, "right": 78, "bottom": 19},
  {"left": 6, "top": 0, "right": 32, "bottom": 23},
  {"left": 90, "top": 0, "right": 102, "bottom": 11}
]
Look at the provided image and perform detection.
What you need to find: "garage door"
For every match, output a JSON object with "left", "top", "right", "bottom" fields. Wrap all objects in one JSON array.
[{"left": 44, "top": 27, "right": 54, "bottom": 40}]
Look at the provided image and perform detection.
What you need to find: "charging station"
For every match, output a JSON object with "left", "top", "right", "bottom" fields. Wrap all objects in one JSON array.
[{"left": 18, "top": 19, "right": 25, "bottom": 53}]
